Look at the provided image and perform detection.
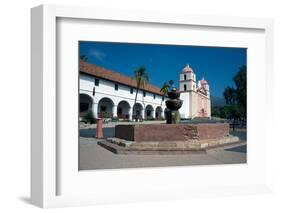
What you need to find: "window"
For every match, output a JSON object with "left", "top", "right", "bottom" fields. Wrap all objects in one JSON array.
[
  {"left": 130, "top": 88, "right": 134, "bottom": 94},
  {"left": 95, "top": 78, "right": 99, "bottom": 86},
  {"left": 184, "top": 84, "right": 187, "bottom": 91},
  {"left": 143, "top": 91, "right": 146, "bottom": 97},
  {"left": 115, "top": 84, "right": 118, "bottom": 91},
  {"left": 153, "top": 94, "right": 156, "bottom": 99},
  {"left": 162, "top": 96, "right": 165, "bottom": 101},
  {"left": 184, "top": 74, "right": 187, "bottom": 80}
]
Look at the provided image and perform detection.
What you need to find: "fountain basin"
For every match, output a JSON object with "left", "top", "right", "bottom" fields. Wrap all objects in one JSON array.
[
  {"left": 165, "top": 99, "right": 183, "bottom": 110},
  {"left": 115, "top": 123, "right": 230, "bottom": 142}
]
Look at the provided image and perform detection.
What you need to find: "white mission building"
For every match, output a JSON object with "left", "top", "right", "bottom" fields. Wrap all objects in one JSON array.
[{"left": 79, "top": 61, "right": 211, "bottom": 121}]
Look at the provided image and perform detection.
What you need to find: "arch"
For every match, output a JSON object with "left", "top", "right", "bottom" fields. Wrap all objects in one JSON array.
[
  {"left": 133, "top": 103, "right": 144, "bottom": 120},
  {"left": 117, "top": 100, "right": 131, "bottom": 119},
  {"left": 145, "top": 104, "right": 154, "bottom": 119},
  {"left": 79, "top": 93, "right": 93, "bottom": 117},
  {"left": 155, "top": 106, "right": 163, "bottom": 119},
  {"left": 98, "top": 97, "right": 114, "bottom": 118}
]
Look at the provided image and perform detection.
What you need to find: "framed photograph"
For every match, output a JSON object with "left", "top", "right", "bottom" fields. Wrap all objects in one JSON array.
[{"left": 31, "top": 4, "right": 274, "bottom": 208}]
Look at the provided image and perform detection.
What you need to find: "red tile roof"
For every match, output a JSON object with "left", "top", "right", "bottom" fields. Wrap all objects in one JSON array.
[{"left": 80, "top": 60, "right": 164, "bottom": 96}]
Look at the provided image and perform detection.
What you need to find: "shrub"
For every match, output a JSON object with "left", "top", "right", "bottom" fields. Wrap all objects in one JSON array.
[
  {"left": 145, "top": 117, "right": 156, "bottom": 121},
  {"left": 101, "top": 111, "right": 113, "bottom": 118},
  {"left": 111, "top": 116, "right": 119, "bottom": 122},
  {"left": 121, "top": 119, "right": 131, "bottom": 122},
  {"left": 84, "top": 110, "right": 96, "bottom": 124}
]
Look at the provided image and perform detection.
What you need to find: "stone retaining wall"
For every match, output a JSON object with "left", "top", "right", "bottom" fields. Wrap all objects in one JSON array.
[{"left": 115, "top": 123, "right": 229, "bottom": 142}]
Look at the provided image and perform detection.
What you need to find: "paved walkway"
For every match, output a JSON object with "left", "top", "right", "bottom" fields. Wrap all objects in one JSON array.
[{"left": 79, "top": 136, "right": 246, "bottom": 170}]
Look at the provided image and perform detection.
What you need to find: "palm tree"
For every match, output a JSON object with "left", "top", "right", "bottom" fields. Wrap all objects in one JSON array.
[
  {"left": 80, "top": 55, "right": 88, "bottom": 62},
  {"left": 168, "top": 80, "right": 174, "bottom": 88},
  {"left": 160, "top": 80, "right": 174, "bottom": 105},
  {"left": 160, "top": 82, "right": 170, "bottom": 104},
  {"left": 132, "top": 66, "right": 149, "bottom": 120}
]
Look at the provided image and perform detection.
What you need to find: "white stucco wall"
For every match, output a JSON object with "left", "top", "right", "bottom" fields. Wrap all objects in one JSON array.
[
  {"left": 79, "top": 73, "right": 166, "bottom": 119},
  {"left": 179, "top": 92, "right": 190, "bottom": 118},
  {"left": 190, "top": 92, "right": 198, "bottom": 118}
]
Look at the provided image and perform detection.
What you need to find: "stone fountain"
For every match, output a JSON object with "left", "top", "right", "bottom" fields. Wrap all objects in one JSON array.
[
  {"left": 97, "top": 88, "right": 242, "bottom": 154},
  {"left": 165, "top": 87, "right": 183, "bottom": 124}
]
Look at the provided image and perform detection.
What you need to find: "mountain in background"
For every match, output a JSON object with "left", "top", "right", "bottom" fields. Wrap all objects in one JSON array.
[{"left": 211, "top": 96, "right": 226, "bottom": 107}]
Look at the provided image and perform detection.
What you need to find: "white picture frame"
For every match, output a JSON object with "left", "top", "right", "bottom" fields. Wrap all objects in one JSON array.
[{"left": 31, "top": 4, "right": 274, "bottom": 208}]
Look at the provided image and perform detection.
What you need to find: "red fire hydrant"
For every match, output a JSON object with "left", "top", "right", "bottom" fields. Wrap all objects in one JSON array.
[{"left": 96, "top": 118, "right": 103, "bottom": 139}]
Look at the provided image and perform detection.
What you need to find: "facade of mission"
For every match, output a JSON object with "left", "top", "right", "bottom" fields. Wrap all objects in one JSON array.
[{"left": 79, "top": 60, "right": 211, "bottom": 121}]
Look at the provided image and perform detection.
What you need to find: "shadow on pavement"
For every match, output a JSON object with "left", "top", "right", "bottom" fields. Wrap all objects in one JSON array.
[
  {"left": 225, "top": 145, "right": 247, "bottom": 153},
  {"left": 80, "top": 127, "right": 115, "bottom": 138},
  {"left": 230, "top": 130, "right": 247, "bottom": 141}
]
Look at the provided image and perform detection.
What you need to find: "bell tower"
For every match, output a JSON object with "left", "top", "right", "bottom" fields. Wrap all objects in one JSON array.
[
  {"left": 179, "top": 64, "right": 196, "bottom": 92},
  {"left": 198, "top": 77, "right": 210, "bottom": 98}
]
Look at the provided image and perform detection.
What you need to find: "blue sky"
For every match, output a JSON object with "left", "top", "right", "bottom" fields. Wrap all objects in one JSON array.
[{"left": 79, "top": 41, "right": 246, "bottom": 98}]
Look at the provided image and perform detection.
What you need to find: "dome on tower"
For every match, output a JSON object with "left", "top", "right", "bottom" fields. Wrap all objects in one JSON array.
[
  {"left": 200, "top": 77, "right": 207, "bottom": 85},
  {"left": 182, "top": 64, "right": 193, "bottom": 73}
]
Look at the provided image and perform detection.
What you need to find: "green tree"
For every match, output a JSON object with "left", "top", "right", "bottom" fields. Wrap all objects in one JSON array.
[
  {"left": 223, "top": 105, "right": 241, "bottom": 120},
  {"left": 160, "top": 80, "right": 174, "bottom": 105},
  {"left": 168, "top": 80, "right": 174, "bottom": 88},
  {"left": 221, "top": 65, "right": 247, "bottom": 130},
  {"left": 211, "top": 106, "right": 222, "bottom": 118},
  {"left": 223, "top": 86, "right": 236, "bottom": 104},
  {"left": 80, "top": 55, "right": 88, "bottom": 62},
  {"left": 233, "top": 65, "right": 247, "bottom": 119},
  {"left": 132, "top": 66, "right": 149, "bottom": 120},
  {"left": 222, "top": 104, "right": 242, "bottom": 131},
  {"left": 160, "top": 82, "right": 170, "bottom": 96}
]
